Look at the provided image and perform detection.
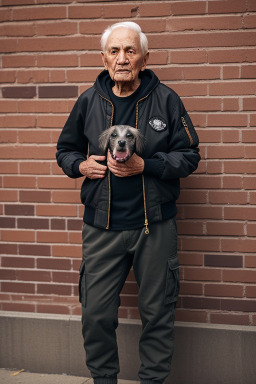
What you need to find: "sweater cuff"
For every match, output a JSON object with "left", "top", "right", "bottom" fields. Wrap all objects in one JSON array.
[
  {"left": 72, "top": 159, "right": 84, "bottom": 177},
  {"left": 143, "top": 158, "right": 165, "bottom": 178}
]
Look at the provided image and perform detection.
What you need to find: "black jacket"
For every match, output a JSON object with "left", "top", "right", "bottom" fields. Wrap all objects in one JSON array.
[{"left": 56, "top": 69, "right": 200, "bottom": 232}]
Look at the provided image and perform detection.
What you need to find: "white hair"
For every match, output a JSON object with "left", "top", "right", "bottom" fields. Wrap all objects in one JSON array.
[{"left": 100, "top": 21, "right": 148, "bottom": 55}]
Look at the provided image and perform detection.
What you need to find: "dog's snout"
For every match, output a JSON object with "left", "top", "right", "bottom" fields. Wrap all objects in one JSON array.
[{"left": 118, "top": 140, "right": 126, "bottom": 148}]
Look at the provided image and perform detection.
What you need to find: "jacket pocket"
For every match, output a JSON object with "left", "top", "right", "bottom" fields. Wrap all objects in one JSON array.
[
  {"left": 79, "top": 260, "right": 87, "bottom": 307},
  {"left": 164, "top": 256, "right": 180, "bottom": 305}
]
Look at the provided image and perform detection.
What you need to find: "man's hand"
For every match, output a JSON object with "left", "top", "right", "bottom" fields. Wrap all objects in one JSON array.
[
  {"left": 79, "top": 155, "right": 107, "bottom": 179},
  {"left": 107, "top": 150, "right": 144, "bottom": 177}
]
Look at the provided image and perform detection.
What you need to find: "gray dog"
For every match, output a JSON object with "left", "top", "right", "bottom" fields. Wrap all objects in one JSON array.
[{"left": 99, "top": 125, "right": 145, "bottom": 163}]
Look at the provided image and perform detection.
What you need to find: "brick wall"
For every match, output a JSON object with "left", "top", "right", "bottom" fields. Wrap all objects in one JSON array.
[{"left": 0, "top": 0, "right": 256, "bottom": 326}]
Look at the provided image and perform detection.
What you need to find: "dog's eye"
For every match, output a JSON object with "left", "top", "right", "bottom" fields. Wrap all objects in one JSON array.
[
  {"left": 126, "top": 133, "right": 134, "bottom": 138},
  {"left": 111, "top": 133, "right": 117, "bottom": 138}
]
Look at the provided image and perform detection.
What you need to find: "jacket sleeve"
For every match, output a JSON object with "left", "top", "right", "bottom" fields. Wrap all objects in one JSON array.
[
  {"left": 145, "top": 94, "right": 200, "bottom": 181},
  {"left": 56, "top": 97, "right": 88, "bottom": 178}
]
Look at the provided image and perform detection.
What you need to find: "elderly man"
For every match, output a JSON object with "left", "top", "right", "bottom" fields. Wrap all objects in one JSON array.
[{"left": 56, "top": 21, "right": 200, "bottom": 384}]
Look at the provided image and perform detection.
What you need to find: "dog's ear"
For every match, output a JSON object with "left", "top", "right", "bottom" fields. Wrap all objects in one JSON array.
[
  {"left": 134, "top": 130, "right": 146, "bottom": 154},
  {"left": 99, "top": 127, "right": 112, "bottom": 154}
]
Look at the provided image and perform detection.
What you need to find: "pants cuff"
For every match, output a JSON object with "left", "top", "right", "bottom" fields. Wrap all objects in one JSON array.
[
  {"left": 94, "top": 377, "right": 117, "bottom": 384},
  {"left": 141, "top": 381, "right": 162, "bottom": 384}
]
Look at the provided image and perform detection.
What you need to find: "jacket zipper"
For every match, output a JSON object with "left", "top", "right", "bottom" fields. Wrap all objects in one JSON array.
[
  {"left": 135, "top": 93, "right": 153, "bottom": 235},
  {"left": 98, "top": 93, "right": 114, "bottom": 230}
]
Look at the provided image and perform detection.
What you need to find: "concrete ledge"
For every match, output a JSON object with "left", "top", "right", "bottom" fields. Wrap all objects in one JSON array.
[{"left": 1, "top": 311, "right": 256, "bottom": 384}]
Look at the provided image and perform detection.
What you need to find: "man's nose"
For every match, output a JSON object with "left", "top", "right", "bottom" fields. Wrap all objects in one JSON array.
[{"left": 117, "top": 51, "right": 127, "bottom": 64}]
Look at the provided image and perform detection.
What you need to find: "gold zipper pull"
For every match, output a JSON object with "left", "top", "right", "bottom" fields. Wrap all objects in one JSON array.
[{"left": 144, "top": 219, "right": 149, "bottom": 235}]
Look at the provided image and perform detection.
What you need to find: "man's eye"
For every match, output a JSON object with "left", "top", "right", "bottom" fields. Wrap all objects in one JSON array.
[{"left": 128, "top": 50, "right": 134, "bottom": 54}]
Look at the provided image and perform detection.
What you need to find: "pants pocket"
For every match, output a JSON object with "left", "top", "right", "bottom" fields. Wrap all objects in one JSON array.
[
  {"left": 164, "top": 256, "right": 180, "bottom": 305},
  {"left": 79, "top": 260, "right": 87, "bottom": 307}
]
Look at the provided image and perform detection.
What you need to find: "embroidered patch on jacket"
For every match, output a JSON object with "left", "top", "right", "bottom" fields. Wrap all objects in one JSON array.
[{"left": 149, "top": 117, "right": 167, "bottom": 132}]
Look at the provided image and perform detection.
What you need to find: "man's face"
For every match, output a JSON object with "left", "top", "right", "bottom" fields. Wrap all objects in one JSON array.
[{"left": 101, "top": 28, "right": 148, "bottom": 84}]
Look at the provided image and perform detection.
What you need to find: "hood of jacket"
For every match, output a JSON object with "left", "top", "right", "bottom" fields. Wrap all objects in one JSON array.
[{"left": 94, "top": 68, "right": 160, "bottom": 100}]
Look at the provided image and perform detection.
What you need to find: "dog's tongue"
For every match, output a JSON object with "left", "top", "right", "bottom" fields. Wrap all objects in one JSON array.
[{"left": 114, "top": 150, "right": 128, "bottom": 162}]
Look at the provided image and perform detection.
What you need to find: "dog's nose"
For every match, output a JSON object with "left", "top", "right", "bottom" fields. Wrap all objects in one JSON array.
[{"left": 118, "top": 140, "right": 126, "bottom": 148}]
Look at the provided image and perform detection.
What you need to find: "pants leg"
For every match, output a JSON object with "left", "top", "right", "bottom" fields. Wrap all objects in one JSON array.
[
  {"left": 80, "top": 224, "right": 133, "bottom": 384},
  {"left": 132, "top": 218, "right": 179, "bottom": 384}
]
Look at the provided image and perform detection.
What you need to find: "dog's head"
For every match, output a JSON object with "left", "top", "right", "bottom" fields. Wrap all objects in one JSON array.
[{"left": 99, "top": 125, "right": 145, "bottom": 162}]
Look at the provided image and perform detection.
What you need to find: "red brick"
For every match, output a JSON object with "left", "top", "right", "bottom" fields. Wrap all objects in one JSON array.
[
  {"left": 12, "top": 6, "right": 66, "bottom": 21},
  {"left": 210, "top": 313, "right": 250, "bottom": 326},
  {"left": 16, "top": 269, "right": 51, "bottom": 282},
  {"left": 37, "top": 257, "right": 71, "bottom": 270},
  {"left": 5, "top": 204, "right": 34, "bottom": 216},
  {"left": 1, "top": 256, "right": 35, "bottom": 268},
  {"left": 1, "top": 282, "right": 35, "bottom": 294},
  {"left": 224, "top": 160, "right": 256, "bottom": 174},
  {"left": 2, "top": 54, "right": 36, "bottom": 68},
  {"left": 2, "top": 86, "right": 36, "bottom": 98},
  {"left": 37, "top": 304, "right": 70, "bottom": 315},
  {"left": 19, "top": 162, "right": 51, "bottom": 175},
  {"left": 209, "top": 81, "right": 256, "bottom": 96},
  {"left": 246, "top": 286, "right": 256, "bottom": 298},
  {"left": 224, "top": 206, "right": 256, "bottom": 221},
  {"left": 243, "top": 98, "right": 256, "bottom": 111},
  {"left": 244, "top": 176, "right": 256, "bottom": 189},
  {"left": 208, "top": 48, "right": 256, "bottom": 63},
  {"left": 68, "top": 5, "right": 101, "bottom": 19},
  {"left": 139, "top": 3, "right": 171, "bottom": 17},
  {"left": 149, "top": 31, "right": 256, "bottom": 50},
  {"left": 222, "top": 130, "right": 240, "bottom": 143},
  {"left": 245, "top": 255, "right": 256, "bottom": 268},
  {"left": 221, "top": 238, "right": 256, "bottom": 253},
  {"left": 184, "top": 267, "right": 221, "bottom": 281},
  {"left": 167, "top": 15, "right": 242, "bottom": 32},
  {"left": 171, "top": 82, "right": 207, "bottom": 97},
  {"left": 223, "top": 98, "right": 239, "bottom": 111},
  {"left": 0, "top": 190, "right": 18, "bottom": 202},
  {"left": 19, "top": 244, "right": 51, "bottom": 256},
  {"left": 205, "top": 284, "right": 243, "bottom": 298},
  {"left": 208, "top": 191, "right": 247, "bottom": 205},
  {"left": 0, "top": 244, "right": 18, "bottom": 255},
  {"left": 179, "top": 252, "right": 203, "bottom": 266},
  {"left": 179, "top": 205, "right": 222, "bottom": 220},
  {"left": 177, "top": 220, "right": 204, "bottom": 236},
  {"left": 180, "top": 282, "right": 203, "bottom": 296},
  {"left": 67, "top": 69, "right": 102, "bottom": 83},
  {"left": 1, "top": 302, "right": 35, "bottom": 312},
  {"left": 222, "top": 176, "right": 243, "bottom": 189},
  {"left": 20, "top": 190, "right": 51, "bottom": 203},
  {"left": 223, "top": 66, "right": 240, "bottom": 80},
  {"left": 183, "top": 296, "right": 221, "bottom": 310},
  {"left": 1, "top": 230, "right": 35, "bottom": 243},
  {"left": 209, "top": 0, "right": 246, "bottom": 13},
  {"left": 206, "top": 222, "right": 245, "bottom": 237},
  {"left": 52, "top": 245, "right": 81, "bottom": 258},
  {"left": 175, "top": 309, "right": 207, "bottom": 323},
  {"left": 37, "top": 284, "right": 72, "bottom": 296},
  {"left": 36, "top": 204, "right": 77, "bottom": 217},
  {"left": 241, "top": 64, "right": 256, "bottom": 79},
  {"left": 51, "top": 218, "right": 66, "bottom": 230},
  {"left": 221, "top": 299, "right": 256, "bottom": 312},
  {"left": 244, "top": 14, "right": 256, "bottom": 28},
  {"left": 171, "top": 1, "right": 207, "bottom": 15},
  {"left": 37, "top": 53, "right": 78, "bottom": 67},
  {"left": 52, "top": 271, "right": 77, "bottom": 284},
  {"left": 37, "top": 231, "right": 68, "bottom": 243}
]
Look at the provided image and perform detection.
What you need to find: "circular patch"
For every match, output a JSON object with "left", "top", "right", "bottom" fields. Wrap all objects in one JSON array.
[{"left": 149, "top": 117, "right": 167, "bottom": 132}]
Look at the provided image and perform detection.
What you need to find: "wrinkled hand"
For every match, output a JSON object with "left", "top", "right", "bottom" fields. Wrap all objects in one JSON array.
[
  {"left": 107, "top": 150, "right": 144, "bottom": 177},
  {"left": 79, "top": 155, "right": 107, "bottom": 179}
]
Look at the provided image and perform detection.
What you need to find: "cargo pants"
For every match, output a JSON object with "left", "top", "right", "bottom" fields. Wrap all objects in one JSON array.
[{"left": 79, "top": 217, "right": 180, "bottom": 384}]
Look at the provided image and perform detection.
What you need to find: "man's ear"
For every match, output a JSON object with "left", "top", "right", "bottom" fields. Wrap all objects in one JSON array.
[
  {"left": 101, "top": 51, "right": 108, "bottom": 70},
  {"left": 141, "top": 52, "right": 149, "bottom": 72}
]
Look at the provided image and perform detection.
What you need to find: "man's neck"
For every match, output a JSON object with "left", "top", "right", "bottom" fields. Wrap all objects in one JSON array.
[{"left": 112, "top": 79, "right": 141, "bottom": 97}]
